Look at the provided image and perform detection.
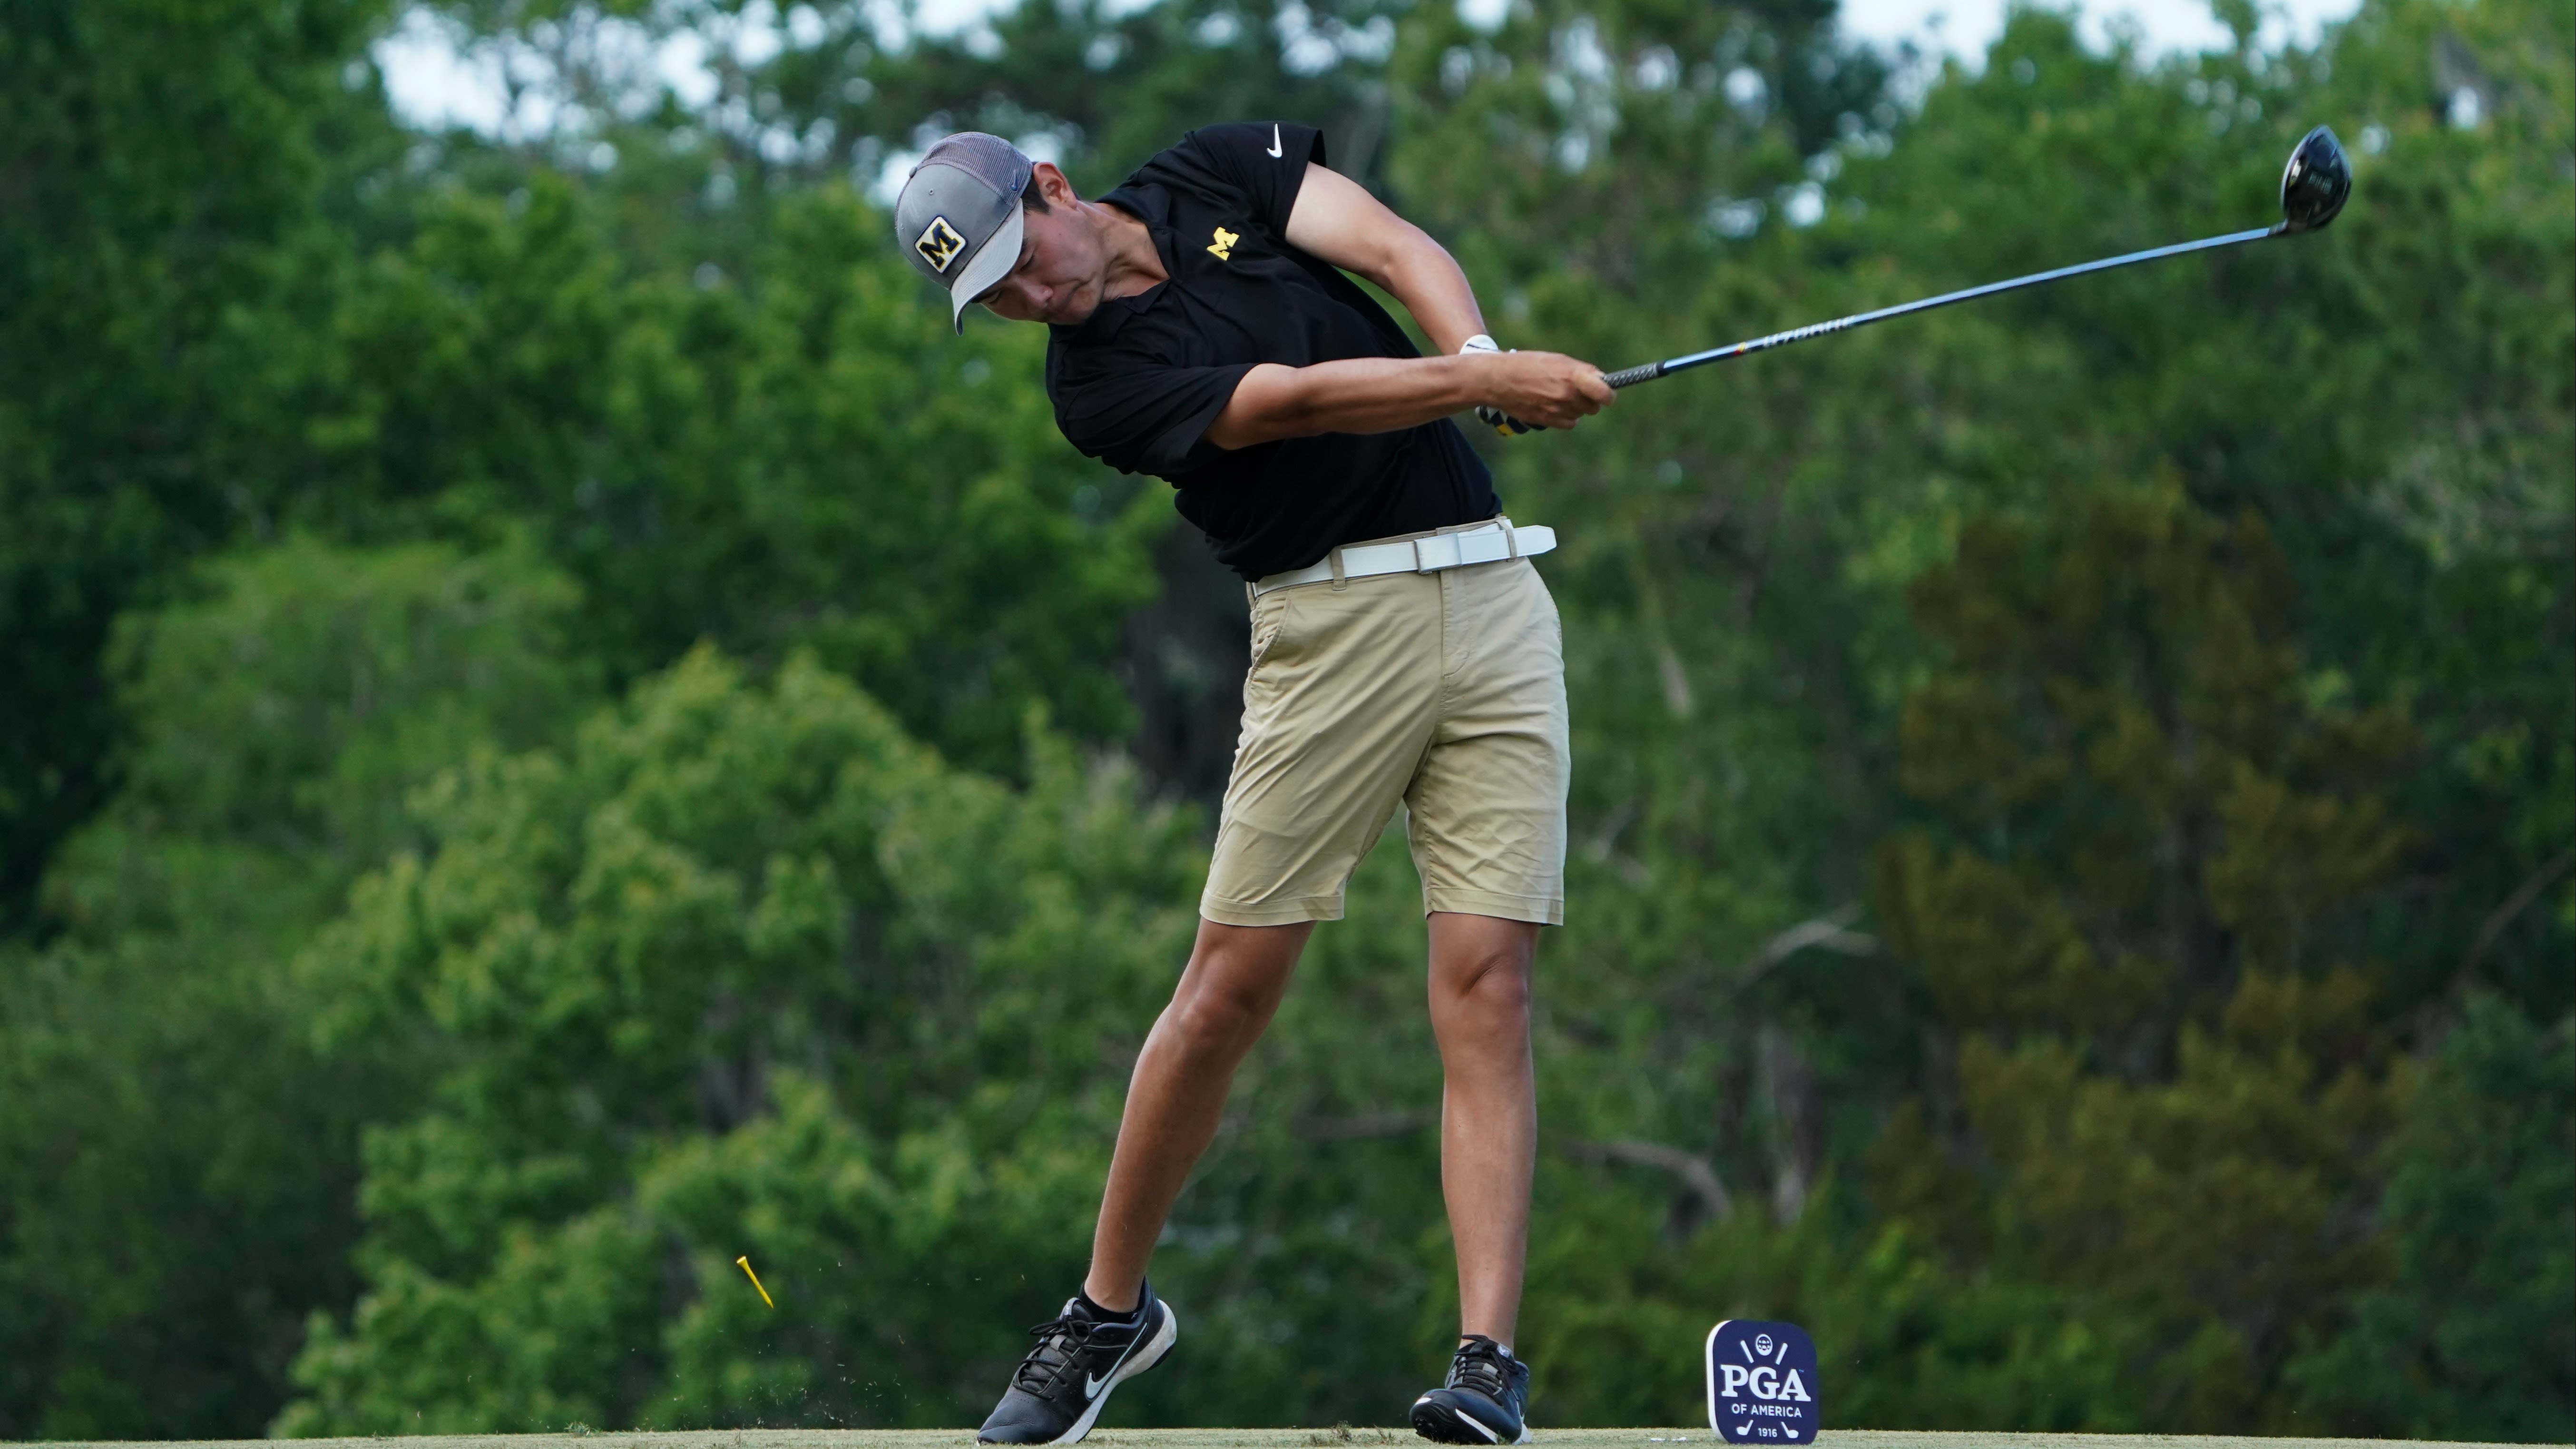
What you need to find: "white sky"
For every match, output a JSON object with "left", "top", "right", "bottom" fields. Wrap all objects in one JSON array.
[
  {"left": 1837, "top": 0, "right": 2361, "bottom": 59},
  {"left": 375, "top": 0, "right": 2366, "bottom": 138}
]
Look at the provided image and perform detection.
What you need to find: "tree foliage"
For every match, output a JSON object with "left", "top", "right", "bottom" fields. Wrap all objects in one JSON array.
[
  {"left": 278, "top": 649, "right": 1202, "bottom": 1432},
  {"left": 1872, "top": 492, "right": 2418, "bottom": 1430},
  {"left": 0, "top": 538, "right": 589, "bottom": 1438},
  {"left": 2288, "top": 993, "right": 2576, "bottom": 1442}
]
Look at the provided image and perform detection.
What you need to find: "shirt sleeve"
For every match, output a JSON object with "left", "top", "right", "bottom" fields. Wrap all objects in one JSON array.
[
  {"left": 1168, "top": 121, "right": 1327, "bottom": 236},
  {"left": 1050, "top": 351, "right": 1259, "bottom": 480}
]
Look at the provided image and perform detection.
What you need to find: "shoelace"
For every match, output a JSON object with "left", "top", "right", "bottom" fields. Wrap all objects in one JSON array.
[
  {"left": 1447, "top": 1335, "right": 1514, "bottom": 1400},
  {"left": 1012, "top": 1312, "right": 1105, "bottom": 1394}
]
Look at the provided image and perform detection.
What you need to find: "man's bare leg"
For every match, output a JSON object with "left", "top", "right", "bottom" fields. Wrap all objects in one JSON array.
[
  {"left": 1083, "top": 917, "right": 1313, "bottom": 1311},
  {"left": 1426, "top": 911, "right": 1540, "bottom": 1346}
]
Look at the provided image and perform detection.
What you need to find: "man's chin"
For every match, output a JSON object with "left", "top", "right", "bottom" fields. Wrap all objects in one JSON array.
[{"left": 1040, "top": 283, "right": 1104, "bottom": 327}]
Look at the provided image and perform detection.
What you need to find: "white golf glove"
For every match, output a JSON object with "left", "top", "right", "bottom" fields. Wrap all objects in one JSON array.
[{"left": 1459, "top": 334, "right": 1532, "bottom": 435}]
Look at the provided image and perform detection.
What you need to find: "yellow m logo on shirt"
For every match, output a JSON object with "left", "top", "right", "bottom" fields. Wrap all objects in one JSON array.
[{"left": 1207, "top": 227, "right": 1240, "bottom": 261}]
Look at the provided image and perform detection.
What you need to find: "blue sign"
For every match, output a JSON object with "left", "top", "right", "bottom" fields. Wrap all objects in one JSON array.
[{"left": 1704, "top": 1320, "right": 1820, "bottom": 1445}]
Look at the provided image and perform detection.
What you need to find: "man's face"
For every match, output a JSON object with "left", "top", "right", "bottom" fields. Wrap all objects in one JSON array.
[{"left": 972, "top": 165, "right": 1110, "bottom": 326}]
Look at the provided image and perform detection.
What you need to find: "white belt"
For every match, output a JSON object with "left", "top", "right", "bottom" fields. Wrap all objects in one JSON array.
[{"left": 1251, "top": 518, "right": 1557, "bottom": 597}]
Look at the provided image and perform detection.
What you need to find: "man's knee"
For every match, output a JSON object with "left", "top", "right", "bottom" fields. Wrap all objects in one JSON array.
[
  {"left": 1436, "top": 942, "right": 1534, "bottom": 1018},
  {"left": 1169, "top": 981, "right": 1273, "bottom": 1049},
  {"left": 1458, "top": 957, "right": 1533, "bottom": 1016},
  {"left": 1167, "top": 924, "right": 1303, "bottom": 1050}
]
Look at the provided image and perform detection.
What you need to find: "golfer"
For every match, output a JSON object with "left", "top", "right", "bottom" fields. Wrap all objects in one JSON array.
[{"left": 893, "top": 122, "right": 1611, "bottom": 1447}]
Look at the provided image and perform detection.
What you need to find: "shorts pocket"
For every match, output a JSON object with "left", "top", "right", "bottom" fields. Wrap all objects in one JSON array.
[{"left": 1248, "top": 590, "right": 1294, "bottom": 669}]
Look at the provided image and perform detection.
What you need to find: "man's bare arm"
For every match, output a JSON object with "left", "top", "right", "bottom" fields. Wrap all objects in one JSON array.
[
  {"left": 1204, "top": 162, "right": 1610, "bottom": 448},
  {"left": 1281, "top": 162, "right": 1486, "bottom": 355},
  {"left": 1205, "top": 351, "right": 1608, "bottom": 450}
]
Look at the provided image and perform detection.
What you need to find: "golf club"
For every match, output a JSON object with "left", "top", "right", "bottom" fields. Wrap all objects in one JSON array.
[{"left": 1494, "top": 126, "right": 2350, "bottom": 429}]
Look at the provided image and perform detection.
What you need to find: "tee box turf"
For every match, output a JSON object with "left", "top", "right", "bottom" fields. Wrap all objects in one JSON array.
[{"left": 1705, "top": 1319, "right": 1821, "bottom": 1444}]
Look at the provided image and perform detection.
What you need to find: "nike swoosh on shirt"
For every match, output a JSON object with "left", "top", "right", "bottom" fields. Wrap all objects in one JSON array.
[{"left": 1266, "top": 123, "right": 1283, "bottom": 158}]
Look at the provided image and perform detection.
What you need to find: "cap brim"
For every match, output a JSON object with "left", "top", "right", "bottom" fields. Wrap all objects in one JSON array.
[{"left": 945, "top": 204, "right": 1024, "bottom": 334}]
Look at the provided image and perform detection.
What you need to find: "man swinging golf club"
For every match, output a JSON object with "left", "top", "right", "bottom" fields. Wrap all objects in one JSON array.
[{"left": 895, "top": 122, "right": 1611, "bottom": 1447}]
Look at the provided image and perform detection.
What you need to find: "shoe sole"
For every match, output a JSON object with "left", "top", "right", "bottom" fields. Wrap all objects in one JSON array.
[
  {"left": 1044, "top": 1302, "right": 1179, "bottom": 1446},
  {"left": 1410, "top": 1394, "right": 1530, "bottom": 1446}
]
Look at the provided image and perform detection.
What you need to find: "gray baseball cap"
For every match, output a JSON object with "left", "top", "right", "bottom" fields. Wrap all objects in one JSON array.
[{"left": 894, "top": 133, "right": 1033, "bottom": 333}]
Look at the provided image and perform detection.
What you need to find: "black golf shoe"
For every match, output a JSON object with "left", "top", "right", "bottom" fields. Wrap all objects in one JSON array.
[
  {"left": 976, "top": 1282, "right": 1178, "bottom": 1445},
  {"left": 1410, "top": 1335, "right": 1531, "bottom": 1444}
]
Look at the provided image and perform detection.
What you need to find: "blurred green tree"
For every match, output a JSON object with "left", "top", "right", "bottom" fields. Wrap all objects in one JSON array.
[
  {"left": 2288, "top": 993, "right": 2576, "bottom": 1442},
  {"left": 280, "top": 172, "right": 1167, "bottom": 773},
  {"left": 1870, "top": 491, "right": 2419, "bottom": 1431},
  {"left": 0, "top": 0, "right": 403, "bottom": 927},
  {"left": 275, "top": 648, "right": 1205, "bottom": 1431},
  {"left": 0, "top": 537, "right": 592, "bottom": 1438}
]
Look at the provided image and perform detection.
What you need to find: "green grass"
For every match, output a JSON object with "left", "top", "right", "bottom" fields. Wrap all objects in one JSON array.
[{"left": 21, "top": 1429, "right": 2559, "bottom": 1449}]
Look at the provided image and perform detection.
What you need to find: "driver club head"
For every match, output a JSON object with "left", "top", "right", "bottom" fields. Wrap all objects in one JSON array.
[{"left": 2277, "top": 125, "right": 2352, "bottom": 234}]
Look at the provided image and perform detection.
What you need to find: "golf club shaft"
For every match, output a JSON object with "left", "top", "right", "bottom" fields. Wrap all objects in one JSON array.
[{"left": 1600, "top": 225, "right": 2277, "bottom": 389}]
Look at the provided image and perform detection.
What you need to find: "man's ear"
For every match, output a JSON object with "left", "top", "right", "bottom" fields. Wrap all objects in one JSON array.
[{"left": 1029, "top": 161, "right": 1078, "bottom": 208}]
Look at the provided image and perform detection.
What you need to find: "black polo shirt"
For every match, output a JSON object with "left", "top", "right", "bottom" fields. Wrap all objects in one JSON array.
[{"left": 1043, "top": 122, "right": 1499, "bottom": 582}]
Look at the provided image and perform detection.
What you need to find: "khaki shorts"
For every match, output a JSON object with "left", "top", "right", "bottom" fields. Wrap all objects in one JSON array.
[{"left": 1201, "top": 529, "right": 1570, "bottom": 927}]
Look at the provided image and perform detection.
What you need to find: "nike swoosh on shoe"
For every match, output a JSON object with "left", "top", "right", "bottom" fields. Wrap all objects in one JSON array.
[
  {"left": 1413, "top": 1396, "right": 1501, "bottom": 1444},
  {"left": 1085, "top": 1330, "right": 1142, "bottom": 1400},
  {"left": 1057, "top": 1305, "right": 1178, "bottom": 1443}
]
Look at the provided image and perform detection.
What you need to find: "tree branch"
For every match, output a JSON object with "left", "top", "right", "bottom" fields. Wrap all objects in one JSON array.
[
  {"left": 1740, "top": 904, "right": 1878, "bottom": 986},
  {"left": 1576, "top": 1138, "right": 1734, "bottom": 1223},
  {"left": 2463, "top": 845, "right": 2576, "bottom": 972}
]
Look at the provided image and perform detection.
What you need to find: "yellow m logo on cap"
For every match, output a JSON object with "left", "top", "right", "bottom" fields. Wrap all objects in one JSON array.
[{"left": 915, "top": 216, "right": 968, "bottom": 274}]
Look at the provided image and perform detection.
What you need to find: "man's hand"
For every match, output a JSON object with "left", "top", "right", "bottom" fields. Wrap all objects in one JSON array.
[{"left": 1475, "top": 351, "right": 1615, "bottom": 431}]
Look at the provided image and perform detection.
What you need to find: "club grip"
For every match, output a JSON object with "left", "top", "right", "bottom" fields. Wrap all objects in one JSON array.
[{"left": 1602, "top": 362, "right": 1663, "bottom": 390}]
